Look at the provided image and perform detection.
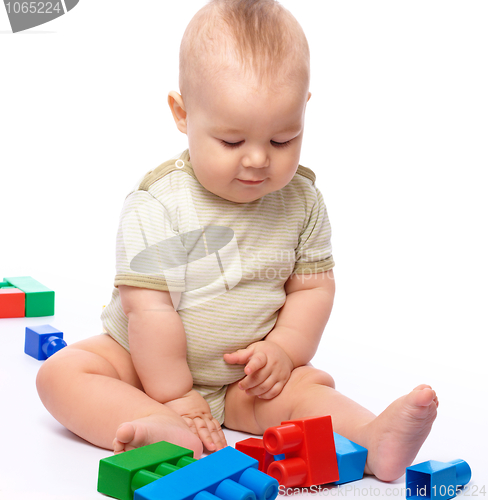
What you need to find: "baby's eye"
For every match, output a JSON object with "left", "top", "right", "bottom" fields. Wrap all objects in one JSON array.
[
  {"left": 271, "top": 140, "right": 292, "bottom": 148},
  {"left": 221, "top": 140, "right": 244, "bottom": 149}
]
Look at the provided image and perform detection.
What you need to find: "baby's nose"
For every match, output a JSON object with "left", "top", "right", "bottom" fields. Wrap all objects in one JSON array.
[{"left": 242, "top": 148, "right": 269, "bottom": 168}]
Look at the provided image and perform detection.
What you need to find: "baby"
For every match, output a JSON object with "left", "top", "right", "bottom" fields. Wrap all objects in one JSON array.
[{"left": 36, "top": 0, "right": 438, "bottom": 482}]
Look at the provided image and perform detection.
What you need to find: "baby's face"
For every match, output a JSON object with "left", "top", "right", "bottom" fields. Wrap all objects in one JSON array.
[{"left": 180, "top": 74, "right": 310, "bottom": 203}]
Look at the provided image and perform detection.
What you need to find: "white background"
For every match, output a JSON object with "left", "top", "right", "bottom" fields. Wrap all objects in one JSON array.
[{"left": 0, "top": 1, "right": 487, "bottom": 498}]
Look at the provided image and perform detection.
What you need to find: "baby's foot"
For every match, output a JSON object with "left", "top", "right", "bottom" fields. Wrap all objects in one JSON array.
[
  {"left": 363, "top": 384, "right": 439, "bottom": 481},
  {"left": 112, "top": 412, "right": 203, "bottom": 458}
]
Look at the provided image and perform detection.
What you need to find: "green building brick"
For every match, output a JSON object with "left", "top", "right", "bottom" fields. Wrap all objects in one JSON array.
[
  {"left": 4, "top": 276, "right": 54, "bottom": 317},
  {"left": 97, "top": 441, "right": 196, "bottom": 500}
]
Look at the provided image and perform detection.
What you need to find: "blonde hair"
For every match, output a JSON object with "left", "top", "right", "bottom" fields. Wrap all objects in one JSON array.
[{"left": 179, "top": 0, "right": 310, "bottom": 103}]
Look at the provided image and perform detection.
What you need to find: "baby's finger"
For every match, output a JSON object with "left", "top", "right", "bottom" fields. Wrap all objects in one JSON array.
[
  {"left": 194, "top": 417, "right": 226, "bottom": 451},
  {"left": 208, "top": 418, "right": 227, "bottom": 451},
  {"left": 192, "top": 418, "right": 214, "bottom": 450},
  {"left": 244, "top": 351, "right": 267, "bottom": 375},
  {"left": 240, "top": 367, "right": 276, "bottom": 393},
  {"left": 255, "top": 381, "right": 285, "bottom": 400},
  {"left": 182, "top": 416, "right": 198, "bottom": 436},
  {"left": 238, "top": 365, "right": 270, "bottom": 391},
  {"left": 223, "top": 346, "right": 254, "bottom": 366},
  {"left": 244, "top": 375, "right": 276, "bottom": 396}
]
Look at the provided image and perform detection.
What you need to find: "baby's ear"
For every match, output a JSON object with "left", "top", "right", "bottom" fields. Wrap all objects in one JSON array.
[{"left": 168, "top": 91, "right": 188, "bottom": 134}]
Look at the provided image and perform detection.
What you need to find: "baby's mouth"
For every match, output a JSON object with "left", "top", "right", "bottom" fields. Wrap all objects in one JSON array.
[{"left": 237, "top": 179, "right": 265, "bottom": 185}]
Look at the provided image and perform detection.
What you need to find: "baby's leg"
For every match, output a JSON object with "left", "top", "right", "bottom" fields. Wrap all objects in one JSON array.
[
  {"left": 36, "top": 334, "right": 202, "bottom": 456},
  {"left": 224, "top": 366, "right": 438, "bottom": 482}
]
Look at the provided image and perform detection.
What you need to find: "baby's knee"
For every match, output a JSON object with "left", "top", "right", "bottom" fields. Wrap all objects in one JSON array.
[
  {"left": 289, "top": 365, "right": 335, "bottom": 390},
  {"left": 37, "top": 346, "right": 113, "bottom": 400},
  {"left": 36, "top": 348, "right": 71, "bottom": 399},
  {"left": 36, "top": 354, "right": 58, "bottom": 403}
]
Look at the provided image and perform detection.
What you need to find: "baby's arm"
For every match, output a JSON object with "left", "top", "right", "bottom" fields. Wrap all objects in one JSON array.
[
  {"left": 267, "top": 268, "right": 335, "bottom": 367},
  {"left": 224, "top": 269, "right": 335, "bottom": 398},
  {"left": 119, "top": 285, "right": 193, "bottom": 403},
  {"left": 120, "top": 285, "right": 226, "bottom": 450}
]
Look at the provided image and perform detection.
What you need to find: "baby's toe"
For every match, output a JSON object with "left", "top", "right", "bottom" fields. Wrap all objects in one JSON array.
[
  {"left": 115, "top": 422, "right": 136, "bottom": 444},
  {"left": 113, "top": 437, "right": 125, "bottom": 454},
  {"left": 410, "top": 386, "right": 436, "bottom": 407}
]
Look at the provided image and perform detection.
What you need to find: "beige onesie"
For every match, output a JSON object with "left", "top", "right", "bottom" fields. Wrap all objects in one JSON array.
[{"left": 101, "top": 149, "right": 334, "bottom": 423}]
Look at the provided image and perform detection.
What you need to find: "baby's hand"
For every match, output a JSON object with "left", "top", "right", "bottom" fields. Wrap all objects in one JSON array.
[
  {"left": 223, "top": 341, "right": 293, "bottom": 399},
  {"left": 164, "top": 390, "right": 227, "bottom": 452}
]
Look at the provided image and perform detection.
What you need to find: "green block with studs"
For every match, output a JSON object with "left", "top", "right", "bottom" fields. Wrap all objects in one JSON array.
[
  {"left": 97, "top": 441, "right": 197, "bottom": 500},
  {"left": 4, "top": 276, "right": 54, "bottom": 317}
]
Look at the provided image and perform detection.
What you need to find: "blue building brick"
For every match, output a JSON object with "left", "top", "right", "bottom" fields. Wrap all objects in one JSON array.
[{"left": 134, "top": 446, "right": 279, "bottom": 500}]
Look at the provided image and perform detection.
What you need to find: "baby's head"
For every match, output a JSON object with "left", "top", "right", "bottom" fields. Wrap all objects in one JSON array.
[{"left": 169, "top": 0, "right": 311, "bottom": 203}]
